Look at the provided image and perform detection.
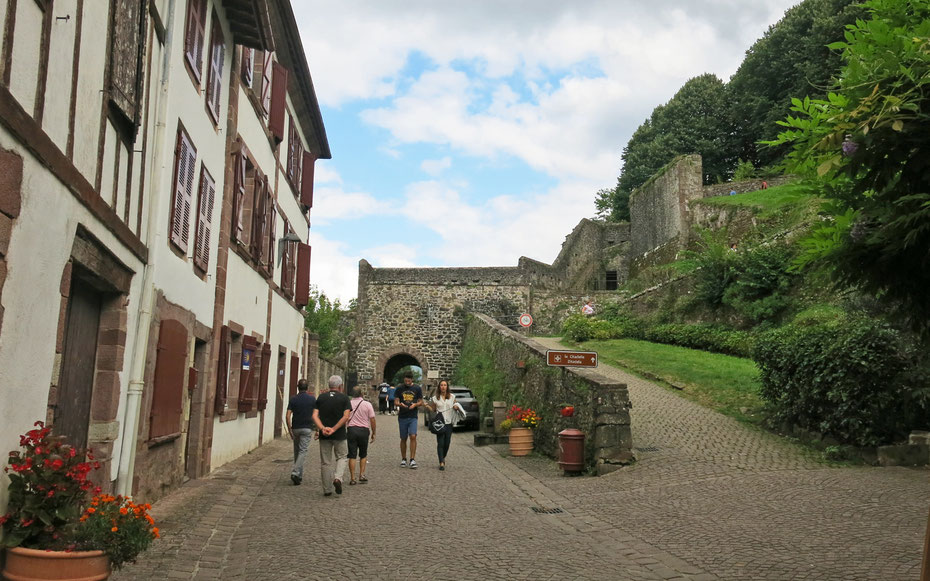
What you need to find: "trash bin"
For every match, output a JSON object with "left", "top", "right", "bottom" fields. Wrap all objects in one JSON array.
[{"left": 558, "top": 429, "right": 585, "bottom": 475}]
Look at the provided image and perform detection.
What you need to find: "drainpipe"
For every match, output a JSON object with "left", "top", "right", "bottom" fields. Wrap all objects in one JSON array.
[{"left": 115, "top": 0, "right": 177, "bottom": 496}]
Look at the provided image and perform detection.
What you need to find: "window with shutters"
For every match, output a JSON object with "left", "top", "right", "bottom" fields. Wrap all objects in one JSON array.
[
  {"left": 300, "top": 151, "right": 316, "bottom": 210},
  {"left": 170, "top": 127, "right": 197, "bottom": 253},
  {"left": 241, "top": 47, "right": 254, "bottom": 88},
  {"left": 183, "top": 0, "right": 208, "bottom": 85},
  {"left": 257, "top": 343, "right": 271, "bottom": 411},
  {"left": 296, "top": 243, "right": 311, "bottom": 307},
  {"left": 217, "top": 329, "right": 243, "bottom": 418},
  {"left": 249, "top": 175, "right": 267, "bottom": 263},
  {"left": 193, "top": 166, "right": 215, "bottom": 273},
  {"left": 150, "top": 319, "right": 188, "bottom": 440},
  {"left": 205, "top": 11, "right": 225, "bottom": 125},
  {"left": 280, "top": 223, "right": 296, "bottom": 299},
  {"left": 230, "top": 148, "right": 252, "bottom": 246},
  {"left": 264, "top": 200, "right": 276, "bottom": 278},
  {"left": 285, "top": 116, "right": 303, "bottom": 191},
  {"left": 108, "top": 0, "right": 147, "bottom": 139},
  {"left": 258, "top": 50, "right": 273, "bottom": 117},
  {"left": 238, "top": 336, "right": 259, "bottom": 412},
  {"left": 214, "top": 325, "right": 230, "bottom": 414},
  {"left": 269, "top": 61, "right": 288, "bottom": 143}
]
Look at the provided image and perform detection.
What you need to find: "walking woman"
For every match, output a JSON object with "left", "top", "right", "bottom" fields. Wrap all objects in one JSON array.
[
  {"left": 347, "top": 386, "right": 376, "bottom": 485},
  {"left": 424, "top": 380, "right": 464, "bottom": 471}
]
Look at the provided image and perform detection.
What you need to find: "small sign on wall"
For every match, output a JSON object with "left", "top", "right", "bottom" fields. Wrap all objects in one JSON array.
[
  {"left": 427, "top": 370, "right": 439, "bottom": 379},
  {"left": 242, "top": 349, "right": 254, "bottom": 371}
]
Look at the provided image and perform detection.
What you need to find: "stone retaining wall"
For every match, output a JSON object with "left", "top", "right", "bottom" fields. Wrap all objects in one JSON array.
[{"left": 461, "top": 313, "right": 633, "bottom": 474}]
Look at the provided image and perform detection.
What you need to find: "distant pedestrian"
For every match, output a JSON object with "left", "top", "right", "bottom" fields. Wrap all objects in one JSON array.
[
  {"left": 394, "top": 371, "right": 424, "bottom": 469},
  {"left": 347, "top": 386, "right": 376, "bottom": 485},
  {"left": 729, "top": 190, "right": 737, "bottom": 196},
  {"left": 424, "top": 379, "right": 464, "bottom": 471},
  {"left": 761, "top": 181, "right": 769, "bottom": 190},
  {"left": 387, "top": 384, "right": 396, "bottom": 415},
  {"left": 377, "top": 382, "right": 390, "bottom": 414},
  {"left": 581, "top": 300, "right": 595, "bottom": 316},
  {"left": 312, "top": 375, "right": 352, "bottom": 496},
  {"left": 286, "top": 379, "right": 316, "bottom": 486}
]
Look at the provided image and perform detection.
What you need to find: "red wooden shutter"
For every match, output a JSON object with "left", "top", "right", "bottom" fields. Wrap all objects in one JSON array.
[
  {"left": 281, "top": 226, "right": 292, "bottom": 297},
  {"left": 296, "top": 243, "right": 311, "bottom": 307},
  {"left": 265, "top": 200, "right": 276, "bottom": 276},
  {"left": 258, "top": 343, "right": 271, "bottom": 410},
  {"left": 205, "top": 13, "right": 225, "bottom": 123},
  {"left": 289, "top": 353, "right": 299, "bottom": 398},
  {"left": 150, "top": 319, "right": 188, "bottom": 439},
  {"left": 232, "top": 152, "right": 246, "bottom": 243},
  {"left": 214, "top": 325, "right": 230, "bottom": 414},
  {"left": 184, "top": 0, "right": 207, "bottom": 82},
  {"left": 238, "top": 336, "right": 258, "bottom": 411},
  {"left": 171, "top": 130, "right": 196, "bottom": 252},
  {"left": 250, "top": 176, "right": 266, "bottom": 261},
  {"left": 300, "top": 152, "right": 315, "bottom": 209},
  {"left": 241, "top": 47, "right": 254, "bottom": 87},
  {"left": 260, "top": 51, "right": 273, "bottom": 115},
  {"left": 269, "top": 61, "right": 288, "bottom": 143},
  {"left": 193, "top": 166, "right": 215, "bottom": 272}
]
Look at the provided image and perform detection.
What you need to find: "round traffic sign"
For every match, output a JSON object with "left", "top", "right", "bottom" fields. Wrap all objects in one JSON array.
[{"left": 519, "top": 313, "right": 533, "bottom": 327}]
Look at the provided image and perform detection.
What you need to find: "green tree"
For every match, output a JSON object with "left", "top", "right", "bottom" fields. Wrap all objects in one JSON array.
[
  {"left": 391, "top": 366, "right": 422, "bottom": 386},
  {"left": 303, "top": 287, "right": 354, "bottom": 358},
  {"left": 767, "top": 0, "right": 930, "bottom": 337},
  {"left": 727, "top": 0, "right": 863, "bottom": 170},
  {"left": 605, "top": 74, "right": 730, "bottom": 222}
]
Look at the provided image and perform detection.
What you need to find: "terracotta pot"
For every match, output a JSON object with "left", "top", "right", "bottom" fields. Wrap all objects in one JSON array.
[
  {"left": 2, "top": 547, "right": 110, "bottom": 581},
  {"left": 508, "top": 427, "right": 534, "bottom": 457}
]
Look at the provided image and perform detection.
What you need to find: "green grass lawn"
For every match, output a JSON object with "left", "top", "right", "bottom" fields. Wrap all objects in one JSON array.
[{"left": 566, "top": 337, "right": 766, "bottom": 425}]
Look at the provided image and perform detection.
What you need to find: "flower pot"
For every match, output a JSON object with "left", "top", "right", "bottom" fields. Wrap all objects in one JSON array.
[
  {"left": 508, "top": 427, "right": 534, "bottom": 457},
  {"left": 2, "top": 547, "right": 110, "bottom": 581}
]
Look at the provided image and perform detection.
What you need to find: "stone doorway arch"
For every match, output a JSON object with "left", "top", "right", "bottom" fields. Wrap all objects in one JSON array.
[{"left": 376, "top": 345, "right": 430, "bottom": 388}]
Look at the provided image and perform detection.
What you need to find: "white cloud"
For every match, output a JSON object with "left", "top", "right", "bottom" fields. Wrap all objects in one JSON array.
[
  {"left": 363, "top": 243, "right": 420, "bottom": 268},
  {"left": 313, "top": 162, "right": 342, "bottom": 185},
  {"left": 310, "top": 186, "right": 391, "bottom": 224},
  {"left": 420, "top": 156, "right": 452, "bottom": 176},
  {"left": 306, "top": 232, "right": 359, "bottom": 305}
]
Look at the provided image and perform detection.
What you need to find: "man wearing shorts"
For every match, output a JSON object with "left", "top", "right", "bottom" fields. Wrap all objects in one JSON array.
[{"left": 394, "top": 371, "right": 423, "bottom": 469}]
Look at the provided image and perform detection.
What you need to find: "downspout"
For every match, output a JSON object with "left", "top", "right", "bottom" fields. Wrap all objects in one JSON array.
[{"left": 115, "top": 0, "right": 177, "bottom": 496}]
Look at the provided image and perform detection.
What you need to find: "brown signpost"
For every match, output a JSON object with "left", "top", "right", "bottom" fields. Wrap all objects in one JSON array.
[{"left": 546, "top": 350, "right": 597, "bottom": 368}]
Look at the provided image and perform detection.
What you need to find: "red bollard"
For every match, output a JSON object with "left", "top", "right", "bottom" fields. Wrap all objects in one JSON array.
[{"left": 558, "top": 429, "right": 585, "bottom": 475}]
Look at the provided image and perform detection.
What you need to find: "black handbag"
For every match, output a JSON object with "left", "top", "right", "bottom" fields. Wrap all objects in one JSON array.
[{"left": 428, "top": 411, "right": 446, "bottom": 434}]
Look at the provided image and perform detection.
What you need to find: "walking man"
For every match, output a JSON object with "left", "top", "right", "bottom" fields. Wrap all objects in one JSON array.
[
  {"left": 313, "top": 375, "right": 352, "bottom": 496},
  {"left": 286, "top": 379, "right": 315, "bottom": 485},
  {"left": 394, "top": 371, "right": 424, "bottom": 469}
]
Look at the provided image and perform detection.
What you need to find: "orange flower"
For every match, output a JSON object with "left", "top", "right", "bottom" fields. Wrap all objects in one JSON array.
[
  {"left": 111, "top": 526, "right": 118, "bottom": 532},
  {"left": 152, "top": 527, "right": 160, "bottom": 538},
  {"left": 119, "top": 507, "right": 129, "bottom": 515},
  {"left": 86, "top": 507, "right": 96, "bottom": 514},
  {"left": 145, "top": 515, "right": 155, "bottom": 525}
]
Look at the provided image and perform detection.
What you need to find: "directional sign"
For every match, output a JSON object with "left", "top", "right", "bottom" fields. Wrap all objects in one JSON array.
[
  {"left": 546, "top": 350, "right": 598, "bottom": 368},
  {"left": 518, "top": 313, "right": 533, "bottom": 327}
]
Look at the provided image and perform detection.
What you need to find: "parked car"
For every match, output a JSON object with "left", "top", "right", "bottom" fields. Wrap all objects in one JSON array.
[
  {"left": 450, "top": 386, "right": 480, "bottom": 430},
  {"left": 422, "top": 386, "right": 480, "bottom": 430}
]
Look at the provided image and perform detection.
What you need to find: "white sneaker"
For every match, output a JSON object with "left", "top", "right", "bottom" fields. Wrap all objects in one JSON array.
[
  {"left": 409, "top": 459, "right": 418, "bottom": 469},
  {"left": 400, "top": 459, "right": 407, "bottom": 467}
]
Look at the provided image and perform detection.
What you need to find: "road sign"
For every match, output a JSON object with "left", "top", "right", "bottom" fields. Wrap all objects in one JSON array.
[
  {"left": 546, "top": 350, "right": 597, "bottom": 368},
  {"left": 518, "top": 313, "right": 533, "bottom": 327}
]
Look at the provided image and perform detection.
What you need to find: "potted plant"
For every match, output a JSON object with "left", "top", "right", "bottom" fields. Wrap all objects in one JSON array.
[
  {"left": 505, "top": 405, "right": 539, "bottom": 457},
  {"left": 1, "top": 422, "right": 159, "bottom": 580}
]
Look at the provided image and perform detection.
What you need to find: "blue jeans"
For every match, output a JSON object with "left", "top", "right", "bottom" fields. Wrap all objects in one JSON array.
[
  {"left": 398, "top": 416, "right": 418, "bottom": 439},
  {"left": 291, "top": 428, "right": 313, "bottom": 479}
]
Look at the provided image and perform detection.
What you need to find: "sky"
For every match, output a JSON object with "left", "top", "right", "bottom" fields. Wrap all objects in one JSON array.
[{"left": 293, "top": 1, "right": 801, "bottom": 305}]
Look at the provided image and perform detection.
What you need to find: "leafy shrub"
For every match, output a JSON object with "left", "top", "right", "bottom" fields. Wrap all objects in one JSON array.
[
  {"left": 753, "top": 314, "right": 929, "bottom": 446},
  {"left": 723, "top": 243, "right": 796, "bottom": 323},
  {"left": 643, "top": 323, "right": 755, "bottom": 357},
  {"left": 561, "top": 315, "right": 623, "bottom": 342}
]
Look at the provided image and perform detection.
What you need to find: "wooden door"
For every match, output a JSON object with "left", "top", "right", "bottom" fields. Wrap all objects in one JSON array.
[
  {"left": 274, "top": 349, "right": 286, "bottom": 438},
  {"left": 56, "top": 278, "right": 103, "bottom": 451}
]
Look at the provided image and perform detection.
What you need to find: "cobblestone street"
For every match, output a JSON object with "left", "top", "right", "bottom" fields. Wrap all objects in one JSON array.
[{"left": 114, "top": 343, "right": 929, "bottom": 580}]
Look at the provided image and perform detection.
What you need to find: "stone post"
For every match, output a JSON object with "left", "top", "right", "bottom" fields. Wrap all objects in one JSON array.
[
  {"left": 492, "top": 401, "right": 507, "bottom": 433},
  {"left": 593, "top": 384, "right": 634, "bottom": 475}
]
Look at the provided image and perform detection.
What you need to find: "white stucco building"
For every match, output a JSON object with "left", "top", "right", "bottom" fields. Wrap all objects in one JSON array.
[{"left": 0, "top": 0, "right": 329, "bottom": 508}]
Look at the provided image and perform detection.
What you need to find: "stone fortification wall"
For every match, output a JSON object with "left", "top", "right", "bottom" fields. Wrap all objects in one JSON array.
[
  {"left": 548, "top": 219, "right": 630, "bottom": 291},
  {"left": 702, "top": 175, "right": 794, "bottom": 198},
  {"left": 462, "top": 314, "right": 634, "bottom": 474},
  {"left": 354, "top": 260, "right": 529, "bottom": 387},
  {"left": 629, "top": 154, "right": 703, "bottom": 258}
]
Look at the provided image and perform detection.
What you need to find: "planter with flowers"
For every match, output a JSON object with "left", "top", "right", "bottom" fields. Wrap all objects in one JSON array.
[
  {"left": 503, "top": 406, "right": 539, "bottom": 457},
  {"left": 1, "top": 422, "right": 159, "bottom": 580}
]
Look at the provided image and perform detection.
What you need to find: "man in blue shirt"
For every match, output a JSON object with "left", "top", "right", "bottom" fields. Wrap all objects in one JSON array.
[
  {"left": 286, "top": 379, "right": 316, "bottom": 485},
  {"left": 394, "top": 371, "right": 424, "bottom": 469},
  {"left": 387, "top": 384, "right": 396, "bottom": 415}
]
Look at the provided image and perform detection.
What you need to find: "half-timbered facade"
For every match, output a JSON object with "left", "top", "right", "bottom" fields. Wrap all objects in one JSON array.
[{"left": 0, "top": 0, "right": 328, "bottom": 508}]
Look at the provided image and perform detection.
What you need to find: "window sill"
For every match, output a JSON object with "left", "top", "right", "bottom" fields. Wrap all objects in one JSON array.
[{"left": 147, "top": 433, "right": 181, "bottom": 448}]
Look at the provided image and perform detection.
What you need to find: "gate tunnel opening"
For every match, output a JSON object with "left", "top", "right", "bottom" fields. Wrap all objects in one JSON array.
[{"left": 382, "top": 353, "right": 422, "bottom": 386}]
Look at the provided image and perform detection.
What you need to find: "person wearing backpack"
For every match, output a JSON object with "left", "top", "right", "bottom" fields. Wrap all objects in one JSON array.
[{"left": 377, "top": 382, "right": 390, "bottom": 414}]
